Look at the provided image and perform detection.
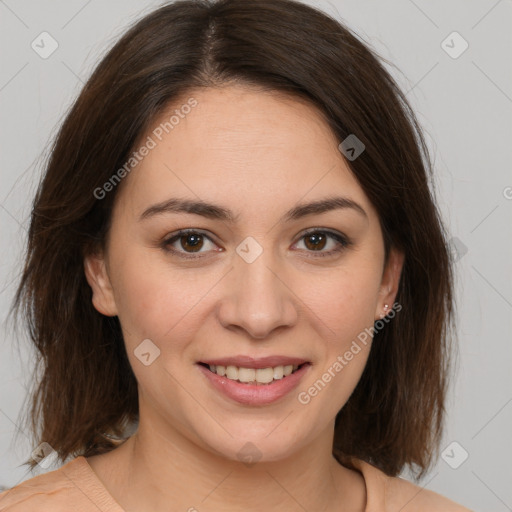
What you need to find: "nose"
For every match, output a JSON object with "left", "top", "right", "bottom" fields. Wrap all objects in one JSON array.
[{"left": 216, "top": 246, "right": 299, "bottom": 339}]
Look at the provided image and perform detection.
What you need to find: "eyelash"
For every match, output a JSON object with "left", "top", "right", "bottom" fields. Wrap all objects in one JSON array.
[{"left": 161, "top": 228, "right": 352, "bottom": 260}]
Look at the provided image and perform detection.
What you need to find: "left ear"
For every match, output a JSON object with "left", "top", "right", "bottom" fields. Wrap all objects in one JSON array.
[{"left": 375, "top": 246, "right": 405, "bottom": 321}]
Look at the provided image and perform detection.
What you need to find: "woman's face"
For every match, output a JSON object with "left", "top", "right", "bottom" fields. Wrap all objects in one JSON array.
[{"left": 85, "top": 84, "right": 403, "bottom": 463}]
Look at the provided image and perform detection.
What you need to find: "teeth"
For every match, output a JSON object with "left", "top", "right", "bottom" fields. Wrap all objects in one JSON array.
[
  {"left": 226, "top": 365, "right": 238, "bottom": 380},
  {"left": 255, "top": 368, "right": 274, "bottom": 383},
  {"left": 273, "top": 366, "right": 284, "bottom": 380},
  {"left": 206, "top": 364, "right": 301, "bottom": 384},
  {"left": 238, "top": 367, "right": 256, "bottom": 383}
]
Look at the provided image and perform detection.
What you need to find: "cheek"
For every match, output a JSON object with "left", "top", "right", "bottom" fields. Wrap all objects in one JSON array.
[
  {"left": 300, "top": 263, "right": 382, "bottom": 339},
  {"left": 109, "top": 250, "right": 222, "bottom": 342},
  {"left": 297, "top": 261, "right": 381, "bottom": 402}
]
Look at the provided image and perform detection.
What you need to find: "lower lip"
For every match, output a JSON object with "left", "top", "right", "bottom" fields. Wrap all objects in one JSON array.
[{"left": 197, "top": 363, "right": 311, "bottom": 406}]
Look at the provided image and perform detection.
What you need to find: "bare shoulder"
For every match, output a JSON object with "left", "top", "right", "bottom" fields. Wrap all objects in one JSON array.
[{"left": 383, "top": 472, "right": 474, "bottom": 511}]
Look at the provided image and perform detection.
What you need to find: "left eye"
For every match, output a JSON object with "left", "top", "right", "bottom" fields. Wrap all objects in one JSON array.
[
  {"left": 162, "top": 229, "right": 350, "bottom": 259},
  {"left": 293, "top": 230, "right": 349, "bottom": 255}
]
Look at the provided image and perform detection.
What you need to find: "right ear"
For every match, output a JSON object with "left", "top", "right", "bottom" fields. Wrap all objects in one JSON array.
[{"left": 84, "top": 251, "right": 118, "bottom": 317}]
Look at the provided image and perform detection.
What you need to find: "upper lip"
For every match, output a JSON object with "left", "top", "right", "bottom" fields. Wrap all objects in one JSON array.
[{"left": 198, "top": 355, "right": 310, "bottom": 369}]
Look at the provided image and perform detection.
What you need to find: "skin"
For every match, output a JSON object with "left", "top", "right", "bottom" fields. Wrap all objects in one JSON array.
[{"left": 84, "top": 83, "right": 404, "bottom": 512}]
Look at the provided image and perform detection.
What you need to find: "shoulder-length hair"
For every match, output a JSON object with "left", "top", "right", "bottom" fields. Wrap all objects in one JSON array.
[{"left": 11, "top": 0, "right": 454, "bottom": 480}]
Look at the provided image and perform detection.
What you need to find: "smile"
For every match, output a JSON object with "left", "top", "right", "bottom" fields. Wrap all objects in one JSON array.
[
  {"left": 199, "top": 362, "right": 305, "bottom": 385},
  {"left": 196, "top": 361, "right": 312, "bottom": 405}
]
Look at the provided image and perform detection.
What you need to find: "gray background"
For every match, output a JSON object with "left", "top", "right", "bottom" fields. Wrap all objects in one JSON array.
[{"left": 1, "top": 0, "right": 511, "bottom": 510}]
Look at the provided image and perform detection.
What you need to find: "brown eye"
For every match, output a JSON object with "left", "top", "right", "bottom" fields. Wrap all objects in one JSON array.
[
  {"left": 303, "top": 232, "right": 328, "bottom": 251},
  {"left": 294, "top": 229, "right": 351, "bottom": 258},
  {"left": 178, "top": 233, "right": 204, "bottom": 253},
  {"left": 162, "top": 229, "right": 218, "bottom": 258}
]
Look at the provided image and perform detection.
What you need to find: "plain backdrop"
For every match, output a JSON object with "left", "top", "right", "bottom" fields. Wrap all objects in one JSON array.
[{"left": 1, "top": 1, "right": 511, "bottom": 510}]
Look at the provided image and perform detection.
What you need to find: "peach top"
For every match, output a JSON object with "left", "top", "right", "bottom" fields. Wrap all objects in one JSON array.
[{"left": 0, "top": 456, "right": 473, "bottom": 511}]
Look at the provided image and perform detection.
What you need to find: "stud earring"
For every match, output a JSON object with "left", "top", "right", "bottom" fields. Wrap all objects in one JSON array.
[{"left": 380, "top": 304, "right": 389, "bottom": 319}]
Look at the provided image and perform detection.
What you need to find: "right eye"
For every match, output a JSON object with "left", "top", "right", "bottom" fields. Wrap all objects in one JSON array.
[{"left": 161, "top": 229, "right": 222, "bottom": 259}]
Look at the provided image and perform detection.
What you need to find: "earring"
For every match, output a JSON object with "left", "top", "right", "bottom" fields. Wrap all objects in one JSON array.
[{"left": 380, "top": 304, "right": 389, "bottom": 319}]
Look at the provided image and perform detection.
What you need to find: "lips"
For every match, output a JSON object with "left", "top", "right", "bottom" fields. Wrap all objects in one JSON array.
[
  {"left": 197, "top": 360, "right": 312, "bottom": 405},
  {"left": 198, "top": 355, "right": 310, "bottom": 369}
]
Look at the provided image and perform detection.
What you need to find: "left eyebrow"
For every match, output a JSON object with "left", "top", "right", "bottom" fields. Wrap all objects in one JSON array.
[
  {"left": 138, "top": 196, "right": 368, "bottom": 223},
  {"left": 283, "top": 196, "right": 367, "bottom": 222}
]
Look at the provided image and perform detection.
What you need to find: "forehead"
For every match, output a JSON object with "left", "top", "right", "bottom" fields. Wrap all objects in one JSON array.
[{"left": 115, "top": 84, "right": 373, "bottom": 220}]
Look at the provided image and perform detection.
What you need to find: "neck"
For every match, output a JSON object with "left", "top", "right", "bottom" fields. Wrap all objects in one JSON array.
[{"left": 89, "top": 414, "right": 366, "bottom": 512}]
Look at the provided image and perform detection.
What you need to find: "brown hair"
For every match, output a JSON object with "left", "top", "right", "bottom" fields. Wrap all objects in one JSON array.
[{"left": 10, "top": 0, "right": 455, "bottom": 480}]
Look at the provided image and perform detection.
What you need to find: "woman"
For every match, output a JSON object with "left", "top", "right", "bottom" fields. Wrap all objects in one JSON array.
[{"left": 0, "top": 0, "right": 472, "bottom": 510}]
